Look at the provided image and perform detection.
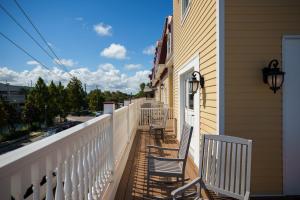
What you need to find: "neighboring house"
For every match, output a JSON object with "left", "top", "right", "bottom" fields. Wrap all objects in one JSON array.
[
  {"left": 152, "top": 0, "right": 300, "bottom": 197},
  {"left": 150, "top": 16, "right": 174, "bottom": 107},
  {"left": 0, "top": 83, "right": 27, "bottom": 108}
]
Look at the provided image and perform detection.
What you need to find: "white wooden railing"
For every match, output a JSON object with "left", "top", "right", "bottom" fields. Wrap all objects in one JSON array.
[
  {"left": 0, "top": 98, "right": 144, "bottom": 200},
  {"left": 139, "top": 107, "right": 174, "bottom": 126}
]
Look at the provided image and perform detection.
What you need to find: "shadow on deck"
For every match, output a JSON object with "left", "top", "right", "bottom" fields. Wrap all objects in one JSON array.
[{"left": 115, "top": 120, "right": 198, "bottom": 200}]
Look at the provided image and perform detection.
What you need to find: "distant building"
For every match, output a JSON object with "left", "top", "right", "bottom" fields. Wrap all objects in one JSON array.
[{"left": 0, "top": 83, "right": 28, "bottom": 107}]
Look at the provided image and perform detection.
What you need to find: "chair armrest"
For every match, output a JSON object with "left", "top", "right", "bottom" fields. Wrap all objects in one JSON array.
[
  {"left": 147, "top": 155, "right": 184, "bottom": 162},
  {"left": 147, "top": 145, "right": 179, "bottom": 151},
  {"left": 171, "top": 177, "right": 201, "bottom": 199}
]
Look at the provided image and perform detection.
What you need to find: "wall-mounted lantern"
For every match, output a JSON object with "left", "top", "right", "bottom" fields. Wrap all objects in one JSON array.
[
  {"left": 160, "top": 83, "right": 164, "bottom": 90},
  {"left": 189, "top": 71, "right": 205, "bottom": 95},
  {"left": 262, "top": 59, "right": 285, "bottom": 93}
]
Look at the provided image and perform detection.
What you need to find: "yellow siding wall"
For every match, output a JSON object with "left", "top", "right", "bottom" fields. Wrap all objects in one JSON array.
[
  {"left": 173, "top": 0, "right": 217, "bottom": 133},
  {"left": 225, "top": 0, "right": 300, "bottom": 195}
]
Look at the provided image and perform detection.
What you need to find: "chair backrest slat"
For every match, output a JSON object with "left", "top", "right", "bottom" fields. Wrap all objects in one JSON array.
[
  {"left": 200, "top": 134, "right": 252, "bottom": 200},
  {"left": 178, "top": 123, "right": 193, "bottom": 164}
]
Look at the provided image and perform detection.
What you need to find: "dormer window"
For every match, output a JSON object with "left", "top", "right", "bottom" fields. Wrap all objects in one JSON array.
[{"left": 181, "top": 0, "right": 190, "bottom": 20}]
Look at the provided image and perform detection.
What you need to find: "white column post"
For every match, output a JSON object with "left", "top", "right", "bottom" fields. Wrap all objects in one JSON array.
[
  {"left": 103, "top": 102, "right": 115, "bottom": 176},
  {"left": 124, "top": 100, "right": 130, "bottom": 106},
  {"left": 124, "top": 100, "right": 130, "bottom": 142}
]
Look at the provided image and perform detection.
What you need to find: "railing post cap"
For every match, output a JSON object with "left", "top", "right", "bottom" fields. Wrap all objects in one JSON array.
[
  {"left": 124, "top": 100, "right": 131, "bottom": 106},
  {"left": 104, "top": 102, "right": 115, "bottom": 114}
]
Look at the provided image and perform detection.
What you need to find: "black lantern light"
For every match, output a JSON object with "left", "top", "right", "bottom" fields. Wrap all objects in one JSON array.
[
  {"left": 262, "top": 59, "right": 285, "bottom": 93},
  {"left": 189, "top": 71, "right": 205, "bottom": 95},
  {"left": 160, "top": 83, "right": 164, "bottom": 90}
]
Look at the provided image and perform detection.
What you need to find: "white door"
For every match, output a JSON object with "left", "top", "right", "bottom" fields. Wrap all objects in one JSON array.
[
  {"left": 283, "top": 36, "right": 300, "bottom": 195},
  {"left": 178, "top": 53, "right": 200, "bottom": 166},
  {"left": 183, "top": 73, "right": 196, "bottom": 156}
]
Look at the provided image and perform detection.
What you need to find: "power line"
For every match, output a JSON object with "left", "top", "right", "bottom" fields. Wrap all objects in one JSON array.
[
  {"left": 0, "top": 1, "right": 73, "bottom": 78},
  {"left": 0, "top": 31, "right": 73, "bottom": 82},
  {"left": 13, "top": 0, "right": 70, "bottom": 72},
  {"left": 0, "top": 2, "right": 58, "bottom": 67},
  {"left": 0, "top": 31, "right": 52, "bottom": 71}
]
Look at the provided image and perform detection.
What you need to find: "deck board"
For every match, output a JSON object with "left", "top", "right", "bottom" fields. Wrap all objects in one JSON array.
[{"left": 115, "top": 120, "right": 200, "bottom": 200}]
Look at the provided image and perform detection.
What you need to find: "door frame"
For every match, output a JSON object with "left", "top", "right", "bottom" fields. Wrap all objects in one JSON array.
[
  {"left": 282, "top": 35, "right": 300, "bottom": 195},
  {"left": 178, "top": 52, "right": 200, "bottom": 166}
]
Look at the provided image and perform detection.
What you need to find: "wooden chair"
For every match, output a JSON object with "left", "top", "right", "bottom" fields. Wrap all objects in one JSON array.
[
  {"left": 147, "top": 123, "right": 193, "bottom": 196},
  {"left": 149, "top": 107, "right": 169, "bottom": 141},
  {"left": 171, "top": 134, "right": 252, "bottom": 200}
]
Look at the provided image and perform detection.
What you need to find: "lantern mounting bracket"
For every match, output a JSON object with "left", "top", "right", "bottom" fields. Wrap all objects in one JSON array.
[{"left": 192, "top": 71, "right": 205, "bottom": 89}]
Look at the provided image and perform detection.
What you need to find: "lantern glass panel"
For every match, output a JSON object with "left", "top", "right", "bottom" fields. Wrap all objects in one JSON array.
[
  {"left": 192, "top": 80, "right": 199, "bottom": 94},
  {"left": 267, "top": 73, "right": 284, "bottom": 89}
]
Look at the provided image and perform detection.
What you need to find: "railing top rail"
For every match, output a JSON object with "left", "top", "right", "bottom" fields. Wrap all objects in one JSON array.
[
  {"left": 0, "top": 114, "right": 111, "bottom": 172},
  {"left": 203, "top": 134, "right": 252, "bottom": 145},
  {"left": 115, "top": 106, "right": 128, "bottom": 113}
]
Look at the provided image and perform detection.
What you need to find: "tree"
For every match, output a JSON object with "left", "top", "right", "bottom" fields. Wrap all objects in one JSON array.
[
  {"left": 23, "top": 78, "right": 49, "bottom": 127},
  {"left": 57, "top": 82, "right": 69, "bottom": 120},
  {"left": 0, "top": 97, "right": 20, "bottom": 133},
  {"left": 87, "top": 89, "right": 104, "bottom": 111},
  {"left": 0, "top": 97, "right": 9, "bottom": 129},
  {"left": 47, "top": 81, "right": 59, "bottom": 125},
  {"left": 66, "top": 77, "right": 86, "bottom": 113},
  {"left": 135, "top": 82, "right": 147, "bottom": 98}
]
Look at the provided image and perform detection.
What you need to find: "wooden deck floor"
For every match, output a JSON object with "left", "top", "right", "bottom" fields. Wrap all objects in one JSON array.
[{"left": 115, "top": 121, "right": 199, "bottom": 200}]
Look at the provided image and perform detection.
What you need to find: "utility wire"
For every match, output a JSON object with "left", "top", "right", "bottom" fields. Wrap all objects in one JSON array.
[
  {"left": 0, "top": 31, "right": 51, "bottom": 71},
  {"left": 0, "top": 31, "right": 63, "bottom": 79},
  {"left": 0, "top": 2, "right": 63, "bottom": 69},
  {"left": 13, "top": 0, "right": 70, "bottom": 73}
]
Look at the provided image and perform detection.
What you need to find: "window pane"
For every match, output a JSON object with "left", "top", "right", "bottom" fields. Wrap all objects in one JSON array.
[{"left": 182, "top": 0, "right": 189, "bottom": 15}]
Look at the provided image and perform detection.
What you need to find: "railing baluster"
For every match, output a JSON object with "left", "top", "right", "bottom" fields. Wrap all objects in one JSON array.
[
  {"left": 78, "top": 145, "right": 84, "bottom": 200},
  {"left": 55, "top": 152, "right": 64, "bottom": 200},
  {"left": 72, "top": 144, "right": 79, "bottom": 200},
  {"left": 83, "top": 145, "right": 89, "bottom": 200},
  {"left": 46, "top": 157, "right": 53, "bottom": 200},
  {"left": 64, "top": 149, "right": 72, "bottom": 200}
]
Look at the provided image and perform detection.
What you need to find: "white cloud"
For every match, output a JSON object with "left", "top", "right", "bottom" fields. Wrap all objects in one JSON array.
[
  {"left": 125, "top": 64, "right": 142, "bottom": 70},
  {"left": 94, "top": 23, "right": 112, "bottom": 36},
  {"left": 0, "top": 63, "right": 151, "bottom": 93},
  {"left": 53, "top": 58, "right": 77, "bottom": 68},
  {"left": 143, "top": 44, "right": 156, "bottom": 55},
  {"left": 26, "top": 60, "right": 39, "bottom": 65},
  {"left": 100, "top": 43, "right": 127, "bottom": 60}
]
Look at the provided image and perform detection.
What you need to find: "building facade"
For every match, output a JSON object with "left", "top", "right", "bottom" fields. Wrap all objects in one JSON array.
[
  {"left": 152, "top": 0, "right": 300, "bottom": 196},
  {"left": 0, "top": 83, "right": 27, "bottom": 108},
  {"left": 150, "top": 16, "right": 174, "bottom": 108}
]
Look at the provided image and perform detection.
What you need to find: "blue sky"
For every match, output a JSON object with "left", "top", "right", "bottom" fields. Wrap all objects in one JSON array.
[{"left": 0, "top": 0, "right": 172, "bottom": 92}]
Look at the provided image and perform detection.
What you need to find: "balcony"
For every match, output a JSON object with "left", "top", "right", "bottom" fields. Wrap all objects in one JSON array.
[{"left": 0, "top": 99, "right": 143, "bottom": 199}]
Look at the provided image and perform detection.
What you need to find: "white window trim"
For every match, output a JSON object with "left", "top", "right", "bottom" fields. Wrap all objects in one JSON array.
[
  {"left": 178, "top": 52, "right": 200, "bottom": 167},
  {"left": 216, "top": 0, "right": 225, "bottom": 135},
  {"left": 181, "top": 0, "right": 191, "bottom": 25}
]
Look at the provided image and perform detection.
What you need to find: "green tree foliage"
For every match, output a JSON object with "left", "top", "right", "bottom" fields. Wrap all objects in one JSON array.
[
  {"left": 0, "top": 97, "right": 9, "bottom": 128},
  {"left": 57, "top": 82, "right": 69, "bottom": 119},
  {"left": 135, "top": 82, "right": 147, "bottom": 98},
  {"left": 0, "top": 97, "right": 20, "bottom": 132},
  {"left": 87, "top": 89, "right": 104, "bottom": 111},
  {"left": 66, "top": 77, "right": 86, "bottom": 113}
]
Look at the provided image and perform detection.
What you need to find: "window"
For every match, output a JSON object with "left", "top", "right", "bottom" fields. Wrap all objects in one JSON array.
[
  {"left": 185, "top": 77, "right": 194, "bottom": 110},
  {"left": 167, "top": 32, "right": 172, "bottom": 56},
  {"left": 181, "top": 0, "right": 190, "bottom": 19}
]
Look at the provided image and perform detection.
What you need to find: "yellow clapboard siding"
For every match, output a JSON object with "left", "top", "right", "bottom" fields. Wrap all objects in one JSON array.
[
  {"left": 173, "top": 0, "right": 217, "bottom": 137},
  {"left": 225, "top": 0, "right": 300, "bottom": 195}
]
